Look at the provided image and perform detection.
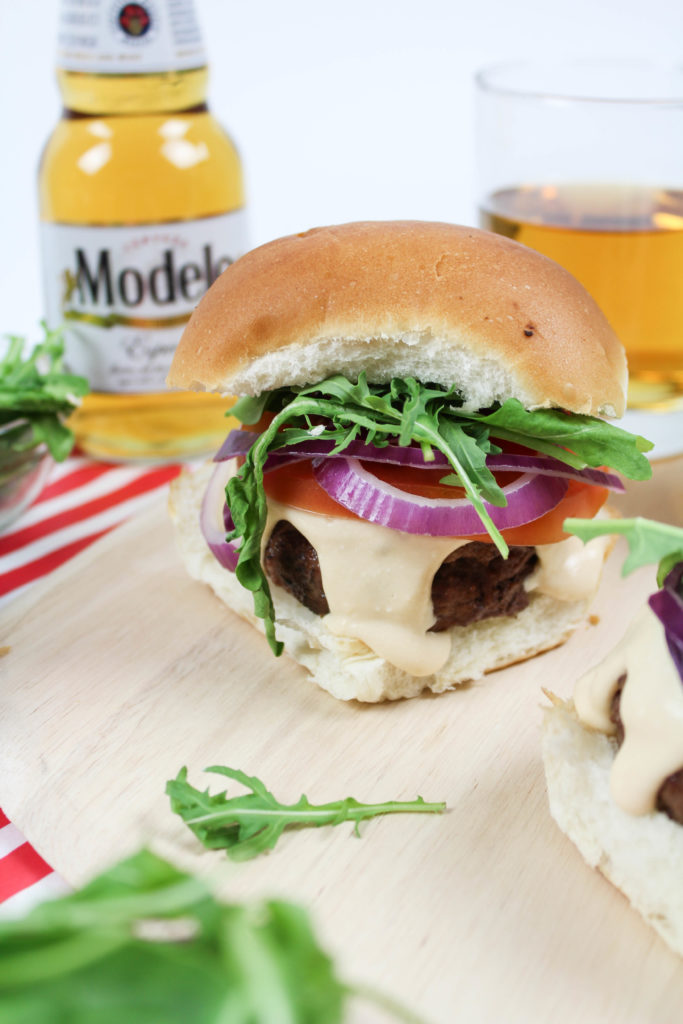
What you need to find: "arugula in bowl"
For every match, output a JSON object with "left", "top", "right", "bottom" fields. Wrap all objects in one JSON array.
[{"left": 0, "top": 323, "right": 89, "bottom": 462}]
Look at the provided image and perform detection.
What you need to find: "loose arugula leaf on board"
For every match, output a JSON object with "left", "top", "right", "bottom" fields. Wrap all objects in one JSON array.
[
  {"left": 564, "top": 516, "right": 683, "bottom": 584},
  {"left": 0, "top": 848, "right": 428, "bottom": 1024},
  {"left": 167, "top": 765, "right": 446, "bottom": 862}
]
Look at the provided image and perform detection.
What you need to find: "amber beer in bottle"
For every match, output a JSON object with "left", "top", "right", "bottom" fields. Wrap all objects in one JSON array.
[{"left": 39, "top": 0, "right": 247, "bottom": 460}]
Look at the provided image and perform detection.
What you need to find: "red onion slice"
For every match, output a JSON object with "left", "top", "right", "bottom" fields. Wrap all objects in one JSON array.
[
  {"left": 664, "top": 561, "right": 683, "bottom": 601},
  {"left": 214, "top": 430, "right": 259, "bottom": 461},
  {"left": 215, "top": 428, "right": 449, "bottom": 467},
  {"left": 312, "top": 458, "right": 569, "bottom": 536},
  {"left": 666, "top": 634, "right": 683, "bottom": 685},
  {"left": 649, "top": 586, "right": 683, "bottom": 638},
  {"left": 215, "top": 428, "right": 623, "bottom": 490},
  {"left": 200, "top": 462, "right": 240, "bottom": 572},
  {"left": 487, "top": 455, "right": 622, "bottom": 492},
  {"left": 649, "top": 562, "right": 683, "bottom": 683}
]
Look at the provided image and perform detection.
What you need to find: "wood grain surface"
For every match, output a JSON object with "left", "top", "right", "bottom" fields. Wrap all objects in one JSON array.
[{"left": 1, "top": 458, "right": 682, "bottom": 1023}]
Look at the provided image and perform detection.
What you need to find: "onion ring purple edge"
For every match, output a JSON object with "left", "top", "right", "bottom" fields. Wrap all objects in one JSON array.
[
  {"left": 214, "top": 427, "right": 623, "bottom": 490},
  {"left": 649, "top": 587, "right": 683, "bottom": 636},
  {"left": 200, "top": 462, "right": 241, "bottom": 573},
  {"left": 649, "top": 582, "right": 683, "bottom": 684},
  {"left": 312, "top": 457, "right": 568, "bottom": 536}
]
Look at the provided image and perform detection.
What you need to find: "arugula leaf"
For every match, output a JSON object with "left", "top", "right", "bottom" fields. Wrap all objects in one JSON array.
[
  {"left": 167, "top": 765, "right": 446, "bottom": 861},
  {"left": 0, "top": 323, "right": 89, "bottom": 461},
  {"left": 225, "top": 375, "right": 652, "bottom": 655},
  {"left": 564, "top": 516, "right": 683, "bottom": 585},
  {"left": 227, "top": 381, "right": 508, "bottom": 655},
  {"left": 455, "top": 399, "right": 653, "bottom": 479},
  {"left": 437, "top": 418, "right": 502, "bottom": 505},
  {"left": 230, "top": 392, "right": 270, "bottom": 425},
  {"left": 0, "top": 848, "right": 427, "bottom": 1024}
]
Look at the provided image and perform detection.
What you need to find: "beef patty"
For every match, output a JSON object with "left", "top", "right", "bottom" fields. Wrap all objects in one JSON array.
[
  {"left": 428, "top": 542, "right": 537, "bottom": 630},
  {"left": 610, "top": 676, "right": 683, "bottom": 825},
  {"left": 263, "top": 520, "right": 538, "bottom": 631},
  {"left": 263, "top": 521, "right": 330, "bottom": 616}
]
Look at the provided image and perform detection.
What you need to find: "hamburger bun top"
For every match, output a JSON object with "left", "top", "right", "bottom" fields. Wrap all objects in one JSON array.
[{"left": 167, "top": 220, "right": 627, "bottom": 417}]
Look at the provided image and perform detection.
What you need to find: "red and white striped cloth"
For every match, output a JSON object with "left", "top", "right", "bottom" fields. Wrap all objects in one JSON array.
[{"left": 0, "top": 453, "right": 182, "bottom": 915}]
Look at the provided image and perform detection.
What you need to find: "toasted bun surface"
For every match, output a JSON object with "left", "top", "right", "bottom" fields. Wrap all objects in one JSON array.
[
  {"left": 170, "top": 465, "right": 602, "bottom": 703},
  {"left": 168, "top": 221, "right": 626, "bottom": 417},
  {"left": 543, "top": 700, "right": 683, "bottom": 957}
]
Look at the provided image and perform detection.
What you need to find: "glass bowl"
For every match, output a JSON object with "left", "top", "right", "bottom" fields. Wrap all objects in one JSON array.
[{"left": 0, "top": 419, "right": 53, "bottom": 533}]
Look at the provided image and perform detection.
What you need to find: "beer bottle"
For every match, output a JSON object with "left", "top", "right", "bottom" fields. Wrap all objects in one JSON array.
[{"left": 39, "top": 1, "right": 247, "bottom": 461}]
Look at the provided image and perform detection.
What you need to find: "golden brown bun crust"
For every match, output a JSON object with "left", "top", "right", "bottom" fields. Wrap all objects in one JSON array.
[{"left": 168, "top": 220, "right": 627, "bottom": 417}]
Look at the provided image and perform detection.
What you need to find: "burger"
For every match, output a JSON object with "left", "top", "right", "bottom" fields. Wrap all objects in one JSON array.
[
  {"left": 167, "top": 221, "right": 651, "bottom": 702},
  {"left": 542, "top": 516, "right": 683, "bottom": 955}
]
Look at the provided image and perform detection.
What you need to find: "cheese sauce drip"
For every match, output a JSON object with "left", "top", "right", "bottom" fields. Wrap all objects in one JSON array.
[
  {"left": 526, "top": 532, "right": 612, "bottom": 602},
  {"left": 264, "top": 498, "right": 461, "bottom": 676},
  {"left": 574, "top": 606, "right": 683, "bottom": 815},
  {"left": 260, "top": 495, "right": 608, "bottom": 678}
]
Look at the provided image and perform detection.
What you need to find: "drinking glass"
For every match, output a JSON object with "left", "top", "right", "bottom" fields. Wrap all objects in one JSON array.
[{"left": 475, "top": 60, "right": 683, "bottom": 410}]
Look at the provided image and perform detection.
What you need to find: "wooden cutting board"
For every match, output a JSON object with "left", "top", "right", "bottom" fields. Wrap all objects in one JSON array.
[{"left": 1, "top": 459, "right": 682, "bottom": 1024}]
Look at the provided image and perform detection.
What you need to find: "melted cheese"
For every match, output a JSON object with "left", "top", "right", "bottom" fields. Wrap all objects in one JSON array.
[
  {"left": 264, "top": 498, "right": 461, "bottom": 676},
  {"left": 526, "top": 532, "right": 612, "bottom": 603},
  {"left": 574, "top": 606, "right": 683, "bottom": 815},
  {"left": 261, "top": 496, "right": 609, "bottom": 677}
]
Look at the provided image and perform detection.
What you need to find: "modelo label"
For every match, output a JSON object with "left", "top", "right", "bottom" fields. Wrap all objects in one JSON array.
[
  {"left": 57, "top": 0, "right": 207, "bottom": 74},
  {"left": 41, "top": 210, "right": 247, "bottom": 393}
]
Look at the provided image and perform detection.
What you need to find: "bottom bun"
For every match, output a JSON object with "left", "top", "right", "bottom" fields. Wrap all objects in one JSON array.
[
  {"left": 542, "top": 700, "right": 683, "bottom": 956},
  {"left": 170, "top": 464, "right": 596, "bottom": 703}
]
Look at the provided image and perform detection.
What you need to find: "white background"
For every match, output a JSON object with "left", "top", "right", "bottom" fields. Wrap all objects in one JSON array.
[{"left": 1, "top": 0, "right": 682, "bottom": 341}]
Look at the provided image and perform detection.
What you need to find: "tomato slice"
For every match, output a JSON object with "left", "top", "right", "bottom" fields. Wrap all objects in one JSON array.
[
  {"left": 263, "top": 459, "right": 361, "bottom": 519},
  {"left": 364, "top": 461, "right": 520, "bottom": 499},
  {"left": 241, "top": 411, "right": 275, "bottom": 433},
  {"left": 465, "top": 478, "right": 608, "bottom": 546},
  {"left": 261, "top": 457, "right": 609, "bottom": 544},
  {"left": 261, "top": 459, "right": 472, "bottom": 515}
]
